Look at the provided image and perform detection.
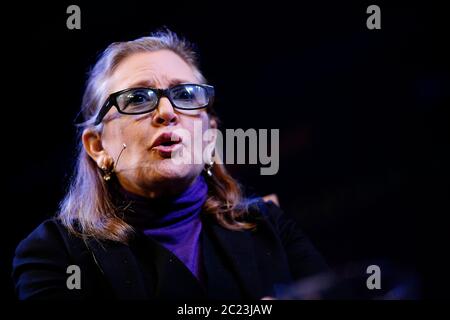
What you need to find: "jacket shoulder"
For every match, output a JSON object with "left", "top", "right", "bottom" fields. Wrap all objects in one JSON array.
[
  {"left": 14, "top": 218, "right": 83, "bottom": 255},
  {"left": 247, "top": 198, "right": 295, "bottom": 230},
  {"left": 12, "top": 218, "right": 86, "bottom": 299},
  {"left": 248, "top": 198, "right": 330, "bottom": 279},
  {"left": 15, "top": 218, "right": 71, "bottom": 258}
]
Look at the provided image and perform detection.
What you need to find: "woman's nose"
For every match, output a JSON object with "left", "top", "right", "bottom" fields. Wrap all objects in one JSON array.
[{"left": 152, "top": 97, "right": 179, "bottom": 126}]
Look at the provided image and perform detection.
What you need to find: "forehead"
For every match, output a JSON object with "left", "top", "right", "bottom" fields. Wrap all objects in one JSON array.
[{"left": 108, "top": 50, "right": 198, "bottom": 93}]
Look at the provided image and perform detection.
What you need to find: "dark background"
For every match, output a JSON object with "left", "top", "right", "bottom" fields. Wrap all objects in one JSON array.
[{"left": 1, "top": 0, "right": 449, "bottom": 299}]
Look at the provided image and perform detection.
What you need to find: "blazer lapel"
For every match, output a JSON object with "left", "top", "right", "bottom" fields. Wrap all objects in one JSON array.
[
  {"left": 204, "top": 219, "right": 264, "bottom": 299},
  {"left": 85, "top": 239, "right": 149, "bottom": 299},
  {"left": 85, "top": 235, "right": 207, "bottom": 300},
  {"left": 148, "top": 237, "right": 207, "bottom": 300}
]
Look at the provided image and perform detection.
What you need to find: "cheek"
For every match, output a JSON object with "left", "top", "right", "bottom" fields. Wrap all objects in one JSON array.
[
  {"left": 122, "top": 123, "right": 154, "bottom": 156},
  {"left": 179, "top": 114, "right": 211, "bottom": 153},
  {"left": 103, "top": 120, "right": 149, "bottom": 156},
  {"left": 193, "top": 114, "right": 214, "bottom": 162},
  {"left": 100, "top": 125, "right": 123, "bottom": 156},
  {"left": 180, "top": 113, "right": 210, "bottom": 135}
]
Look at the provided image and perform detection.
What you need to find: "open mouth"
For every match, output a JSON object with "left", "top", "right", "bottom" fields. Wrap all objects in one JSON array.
[
  {"left": 159, "top": 140, "right": 179, "bottom": 147},
  {"left": 151, "top": 132, "right": 183, "bottom": 157}
]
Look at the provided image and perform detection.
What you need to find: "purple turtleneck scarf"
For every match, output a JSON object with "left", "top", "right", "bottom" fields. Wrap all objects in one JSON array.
[{"left": 120, "top": 175, "right": 208, "bottom": 284}]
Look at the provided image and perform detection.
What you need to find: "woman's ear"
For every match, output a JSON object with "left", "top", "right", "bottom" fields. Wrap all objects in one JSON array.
[{"left": 82, "top": 128, "right": 110, "bottom": 168}]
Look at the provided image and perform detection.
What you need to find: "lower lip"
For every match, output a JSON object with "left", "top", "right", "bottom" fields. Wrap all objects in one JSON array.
[{"left": 152, "top": 143, "right": 182, "bottom": 157}]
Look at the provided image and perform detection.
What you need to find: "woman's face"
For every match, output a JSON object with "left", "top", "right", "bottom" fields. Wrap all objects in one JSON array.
[{"left": 83, "top": 50, "right": 216, "bottom": 198}]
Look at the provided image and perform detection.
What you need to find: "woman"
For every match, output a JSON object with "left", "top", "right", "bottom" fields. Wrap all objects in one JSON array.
[{"left": 12, "top": 29, "right": 328, "bottom": 300}]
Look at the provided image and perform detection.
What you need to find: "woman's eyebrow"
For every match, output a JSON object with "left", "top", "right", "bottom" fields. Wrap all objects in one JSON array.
[{"left": 129, "top": 78, "right": 193, "bottom": 88}]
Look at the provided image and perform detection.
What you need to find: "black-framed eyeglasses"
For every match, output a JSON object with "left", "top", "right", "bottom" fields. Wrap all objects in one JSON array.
[{"left": 94, "top": 83, "right": 215, "bottom": 125}]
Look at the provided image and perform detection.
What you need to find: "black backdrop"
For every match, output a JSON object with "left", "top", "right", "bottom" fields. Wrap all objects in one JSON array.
[{"left": 2, "top": 0, "right": 449, "bottom": 299}]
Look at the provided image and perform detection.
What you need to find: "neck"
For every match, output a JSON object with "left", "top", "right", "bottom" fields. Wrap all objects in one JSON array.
[
  {"left": 118, "top": 175, "right": 198, "bottom": 200},
  {"left": 114, "top": 174, "right": 209, "bottom": 229}
]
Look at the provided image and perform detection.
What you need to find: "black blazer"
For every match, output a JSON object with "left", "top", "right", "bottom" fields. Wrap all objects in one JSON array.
[{"left": 12, "top": 199, "right": 328, "bottom": 300}]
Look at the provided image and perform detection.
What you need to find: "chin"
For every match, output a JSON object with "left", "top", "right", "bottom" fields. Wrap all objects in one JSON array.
[{"left": 145, "top": 161, "right": 199, "bottom": 184}]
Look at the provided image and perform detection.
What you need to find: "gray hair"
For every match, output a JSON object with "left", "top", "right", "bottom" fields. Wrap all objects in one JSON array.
[{"left": 59, "top": 29, "right": 255, "bottom": 243}]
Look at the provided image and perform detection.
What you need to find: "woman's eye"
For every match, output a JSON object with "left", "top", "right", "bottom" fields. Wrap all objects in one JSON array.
[
  {"left": 127, "top": 94, "right": 149, "bottom": 105},
  {"left": 117, "top": 89, "right": 157, "bottom": 112},
  {"left": 174, "top": 89, "right": 194, "bottom": 100}
]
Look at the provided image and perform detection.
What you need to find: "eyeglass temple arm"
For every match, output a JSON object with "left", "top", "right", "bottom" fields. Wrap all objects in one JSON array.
[
  {"left": 206, "top": 86, "right": 215, "bottom": 106},
  {"left": 94, "top": 99, "right": 113, "bottom": 125}
]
